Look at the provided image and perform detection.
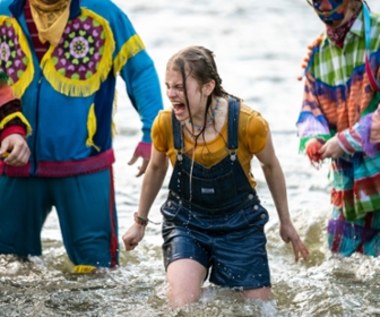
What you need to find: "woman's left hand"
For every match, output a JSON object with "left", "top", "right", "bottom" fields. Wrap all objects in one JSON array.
[{"left": 280, "top": 223, "right": 310, "bottom": 262}]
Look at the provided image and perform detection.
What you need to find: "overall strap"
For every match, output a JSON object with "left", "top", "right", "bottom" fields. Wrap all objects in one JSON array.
[
  {"left": 171, "top": 110, "right": 183, "bottom": 150},
  {"left": 171, "top": 97, "right": 240, "bottom": 156},
  {"left": 227, "top": 96, "right": 240, "bottom": 151}
]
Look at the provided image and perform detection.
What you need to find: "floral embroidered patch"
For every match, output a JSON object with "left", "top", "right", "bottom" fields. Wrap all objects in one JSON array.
[
  {"left": 0, "top": 22, "right": 27, "bottom": 82},
  {"left": 42, "top": 8, "right": 114, "bottom": 96},
  {"left": 53, "top": 15, "right": 105, "bottom": 80},
  {"left": 0, "top": 17, "right": 33, "bottom": 97},
  {"left": 0, "top": 9, "right": 114, "bottom": 98}
]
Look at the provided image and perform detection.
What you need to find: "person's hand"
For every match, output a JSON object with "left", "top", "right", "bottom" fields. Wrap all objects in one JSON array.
[
  {"left": 122, "top": 223, "right": 146, "bottom": 251},
  {"left": 319, "top": 136, "right": 344, "bottom": 160},
  {"left": 279, "top": 222, "right": 310, "bottom": 262},
  {"left": 128, "top": 141, "right": 151, "bottom": 177},
  {"left": 297, "top": 34, "right": 323, "bottom": 81},
  {"left": 305, "top": 138, "right": 325, "bottom": 168},
  {"left": 0, "top": 134, "right": 30, "bottom": 166}
]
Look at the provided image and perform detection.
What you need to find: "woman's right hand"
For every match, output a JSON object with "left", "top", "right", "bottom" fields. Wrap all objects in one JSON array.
[
  {"left": 122, "top": 224, "right": 146, "bottom": 251},
  {"left": 280, "top": 222, "right": 310, "bottom": 263}
]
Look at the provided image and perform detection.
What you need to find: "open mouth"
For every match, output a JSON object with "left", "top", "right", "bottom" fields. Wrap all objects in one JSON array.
[{"left": 172, "top": 102, "right": 186, "bottom": 117}]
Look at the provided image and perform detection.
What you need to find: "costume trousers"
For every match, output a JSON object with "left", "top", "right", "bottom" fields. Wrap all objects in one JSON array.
[{"left": 0, "top": 167, "right": 118, "bottom": 267}]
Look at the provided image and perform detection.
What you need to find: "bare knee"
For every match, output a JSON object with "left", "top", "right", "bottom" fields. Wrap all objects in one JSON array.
[{"left": 168, "top": 284, "right": 202, "bottom": 308}]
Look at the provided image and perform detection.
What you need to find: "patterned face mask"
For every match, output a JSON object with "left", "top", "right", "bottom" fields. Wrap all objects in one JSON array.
[
  {"left": 325, "top": 4, "right": 359, "bottom": 47},
  {"left": 306, "top": 0, "right": 348, "bottom": 25}
]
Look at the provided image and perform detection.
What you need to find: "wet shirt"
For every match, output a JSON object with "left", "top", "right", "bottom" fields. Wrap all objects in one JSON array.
[{"left": 152, "top": 102, "right": 269, "bottom": 188}]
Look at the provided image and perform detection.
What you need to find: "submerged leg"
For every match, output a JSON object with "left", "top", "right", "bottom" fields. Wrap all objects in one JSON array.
[{"left": 166, "top": 258, "right": 207, "bottom": 307}]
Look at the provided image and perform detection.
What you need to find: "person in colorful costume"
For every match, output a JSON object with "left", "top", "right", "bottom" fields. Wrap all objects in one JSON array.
[
  {"left": 122, "top": 46, "right": 309, "bottom": 307},
  {"left": 0, "top": 0, "right": 163, "bottom": 272},
  {"left": 0, "top": 71, "right": 31, "bottom": 165},
  {"left": 297, "top": 0, "right": 380, "bottom": 256}
]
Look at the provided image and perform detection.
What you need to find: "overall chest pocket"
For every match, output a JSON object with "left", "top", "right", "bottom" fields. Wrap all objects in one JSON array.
[{"left": 179, "top": 169, "right": 238, "bottom": 208}]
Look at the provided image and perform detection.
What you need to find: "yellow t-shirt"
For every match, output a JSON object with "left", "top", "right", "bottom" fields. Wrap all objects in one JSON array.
[{"left": 152, "top": 102, "right": 269, "bottom": 187}]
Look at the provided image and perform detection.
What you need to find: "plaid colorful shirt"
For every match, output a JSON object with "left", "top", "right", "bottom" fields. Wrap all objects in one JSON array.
[{"left": 296, "top": 8, "right": 380, "bottom": 221}]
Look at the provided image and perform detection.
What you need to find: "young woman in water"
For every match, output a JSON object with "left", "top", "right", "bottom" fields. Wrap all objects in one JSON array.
[{"left": 123, "top": 45, "right": 309, "bottom": 307}]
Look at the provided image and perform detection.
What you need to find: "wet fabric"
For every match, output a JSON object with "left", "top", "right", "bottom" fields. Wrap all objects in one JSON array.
[
  {"left": 297, "top": 6, "right": 380, "bottom": 254},
  {"left": 0, "top": 168, "right": 118, "bottom": 267},
  {"left": 162, "top": 198, "right": 270, "bottom": 289},
  {"left": 327, "top": 206, "right": 380, "bottom": 256},
  {"left": 151, "top": 101, "right": 269, "bottom": 188},
  {"left": 161, "top": 97, "right": 271, "bottom": 289}
]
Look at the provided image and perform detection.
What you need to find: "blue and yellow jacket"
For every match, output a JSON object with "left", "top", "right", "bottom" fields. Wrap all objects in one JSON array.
[{"left": 0, "top": 0, "right": 163, "bottom": 177}]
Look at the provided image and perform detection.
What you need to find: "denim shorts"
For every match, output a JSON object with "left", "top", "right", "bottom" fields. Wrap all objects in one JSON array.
[{"left": 161, "top": 198, "right": 271, "bottom": 289}]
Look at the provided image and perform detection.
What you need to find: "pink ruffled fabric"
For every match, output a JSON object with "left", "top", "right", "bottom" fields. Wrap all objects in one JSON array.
[
  {"left": 370, "top": 107, "right": 380, "bottom": 143},
  {"left": 359, "top": 113, "right": 378, "bottom": 157}
]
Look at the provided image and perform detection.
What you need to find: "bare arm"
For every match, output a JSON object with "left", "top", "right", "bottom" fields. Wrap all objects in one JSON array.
[
  {"left": 136, "top": 147, "right": 168, "bottom": 219},
  {"left": 122, "top": 146, "right": 168, "bottom": 250},
  {"left": 256, "top": 132, "right": 309, "bottom": 261}
]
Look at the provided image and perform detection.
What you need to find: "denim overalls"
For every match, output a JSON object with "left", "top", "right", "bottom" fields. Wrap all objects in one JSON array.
[{"left": 161, "top": 97, "right": 271, "bottom": 289}]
